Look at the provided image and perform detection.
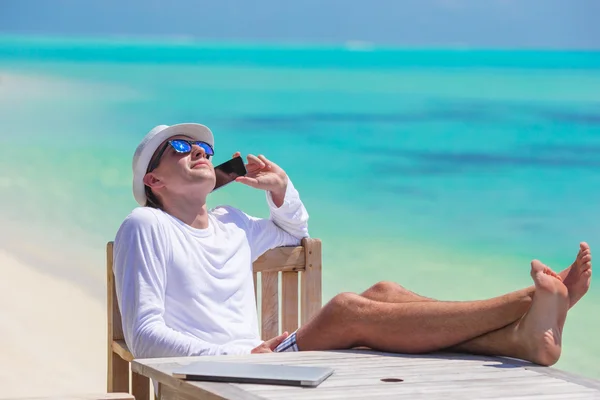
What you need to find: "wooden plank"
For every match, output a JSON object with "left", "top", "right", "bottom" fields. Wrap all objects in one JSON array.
[
  {"left": 108, "top": 352, "right": 129, "bottom": 393},
  {"left": 261, "top": 271, "right": 279, "bottom": 340},
  {"left": 241, "top": 360, "right": 546, "bottom": 390},
  {"left": 269, "top": 358, "right": 493, "bottom": 368},
  {"left": 253, "top": 271, "right": 258, "bottom": 309},
  {"left": 526, "top": 364, "right": 600, "bottom": 390},
  {"left": 107, "top": 242, "right": 124, "bottom": 341},
  {"left": 106, "top": 242, "right": 129, "bottom": 394},
  {"left": 132, "top": 361, "right": 264, "bottom": 400},
  {"left": 253, "top": 386, "right": 592, "bottom": 400},
  {"left": 253, "top": 246, "right": 305, "bottom": 273},
  {"left": 160, "top": 383, "right": 225, "bottom": 400},
  {"left": 160, "top": 381, "right": 267, "bottom": 400},
  {"left": 256, "top": 391, "right": 600, "bottom": 400},
  {"left": 19, "top": 395, "right": 135, "bottom": 400},
  {"left": 252, "top": 384, "right": 579, "bottom": 399},
  {"left": 488, "top": 395, "right": 600, "bottom": 400},
  {"left": 244, "top": 360, "right": 600, "bottom": 400},
  {"left": 300, "top": 238, "right": 322, "bottom": 325},
  {"left": 132, "top": 371, "right": 151, "bottom": 400},
  {"left": 251, "top": 379, "right": 595, "bottom": 397},
  {"left": 132, "top": 350, "right": 407, "bottom": 366},
  {"left": 243, "top": 369, "right": 540, "bottom": 394},
  {"left": 257, "top": 377, "right": 596, "bottom": 400},
  {"left": 281, "top": 272, "right": 299, "bottom": 334},
  {"left": 133, "top": 349, "right": 525, "bottom": 368}
]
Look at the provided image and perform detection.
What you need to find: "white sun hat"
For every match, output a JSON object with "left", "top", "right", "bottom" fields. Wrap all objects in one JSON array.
[{"left": 132, "top": 123, "right": 215, "bottom": 206}]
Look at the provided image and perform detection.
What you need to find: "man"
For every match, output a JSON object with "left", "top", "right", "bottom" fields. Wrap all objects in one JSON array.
[{"left": 114, "top": 123, "right": 592, "bottom": 368}]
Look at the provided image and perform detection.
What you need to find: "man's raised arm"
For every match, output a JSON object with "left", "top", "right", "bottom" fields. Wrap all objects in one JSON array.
[{"left": 231, "top": 154, "right": 309, "bottom": 259}]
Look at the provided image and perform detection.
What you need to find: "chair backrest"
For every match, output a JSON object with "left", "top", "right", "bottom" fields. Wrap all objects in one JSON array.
[
  {"left": 252, "top": 238, "right": 322, "bottom": 339},
  {"left": 107, "top": 238, "right": 322, "bottom": 398}
]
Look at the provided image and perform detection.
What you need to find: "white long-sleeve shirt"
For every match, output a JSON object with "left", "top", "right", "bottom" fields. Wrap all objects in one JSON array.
[{"left": 113, "top": 180, "right": 309, "bottom": 359}]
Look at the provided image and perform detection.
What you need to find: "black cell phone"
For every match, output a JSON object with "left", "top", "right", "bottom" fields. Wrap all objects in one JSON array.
[{"left": 213, "top": 156, "right": 247, "bottom": 191}]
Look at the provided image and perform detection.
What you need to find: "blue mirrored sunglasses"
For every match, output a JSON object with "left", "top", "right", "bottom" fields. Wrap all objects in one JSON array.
[{"left": 148, "top": 139, "right": 214, "bottom": 172}]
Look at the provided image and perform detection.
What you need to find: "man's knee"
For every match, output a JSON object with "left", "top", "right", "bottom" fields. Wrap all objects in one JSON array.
[
  {"left": 297, "top": 292, "right": 366, "bottom": 350},
  {"left": 367, "top": 281, "right": 403, "bottom": 295},
  {"left": 323, "top": 292, "right": 366, "bottom": 320}
]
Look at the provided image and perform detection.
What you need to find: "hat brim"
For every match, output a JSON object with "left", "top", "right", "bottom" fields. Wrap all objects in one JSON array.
[{"left": 132, "top": 123, "right": 214, "bottom": 206}]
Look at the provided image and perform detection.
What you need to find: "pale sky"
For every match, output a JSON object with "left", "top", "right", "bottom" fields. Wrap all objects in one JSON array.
[{"left": 1, "top": 0, "right": 598, "bottom": 48}]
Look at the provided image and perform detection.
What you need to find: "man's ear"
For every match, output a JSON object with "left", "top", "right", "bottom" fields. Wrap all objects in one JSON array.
[{"left": 143, "top": 172, "right": 165, "bottom": 189}]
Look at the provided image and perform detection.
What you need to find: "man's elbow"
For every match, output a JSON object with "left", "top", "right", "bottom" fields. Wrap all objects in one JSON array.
[{"left": 130, "top": 322, "right": 171, "bottom": 359}]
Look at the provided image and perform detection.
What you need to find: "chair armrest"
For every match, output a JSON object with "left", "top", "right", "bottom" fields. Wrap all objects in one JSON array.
[{"left": 112, "top": 339, "right": 134, "bottom": 362}]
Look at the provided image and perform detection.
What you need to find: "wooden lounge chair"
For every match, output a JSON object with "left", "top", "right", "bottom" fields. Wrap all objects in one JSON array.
[{"left": 106, "top": 238, "right": 322, "bottom": 400}]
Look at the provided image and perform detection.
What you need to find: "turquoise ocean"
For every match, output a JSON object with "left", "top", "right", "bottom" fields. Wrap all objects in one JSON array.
[{"left": 0, "top": 36, "right": 599, "bottom": 378}]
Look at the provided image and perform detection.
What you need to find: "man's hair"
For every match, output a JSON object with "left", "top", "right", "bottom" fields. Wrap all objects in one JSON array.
[
  {"left": 145, "top": 185, "right": 163, "bottom": 209},
  {"left": 144, "top": 144, "right": 165, "bottom": 209}
]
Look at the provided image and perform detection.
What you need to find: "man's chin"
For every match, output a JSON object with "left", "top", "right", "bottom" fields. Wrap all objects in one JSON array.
[
  {"left": 192, "top": 177, "right": 216, "bottom": 193},
  {"left": 181, "top": 174, "right": 215, "bottom": 191}
]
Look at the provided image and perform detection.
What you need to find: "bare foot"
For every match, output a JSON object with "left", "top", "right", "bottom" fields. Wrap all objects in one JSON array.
[
  {"left": 513, "top": 260, "right": 569, "bottom": 366},
  {"left": 559, "top": 242, "right": 592, "bottom": 307}
]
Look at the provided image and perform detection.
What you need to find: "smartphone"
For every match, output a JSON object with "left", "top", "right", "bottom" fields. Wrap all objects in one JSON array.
[{"left": 213, "top": 156, "right": 247, "bottom": 191}]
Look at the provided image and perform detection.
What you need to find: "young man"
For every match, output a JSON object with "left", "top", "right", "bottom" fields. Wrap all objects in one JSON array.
[{"left": 114, "top": 123, "right": 592, "bottom": 367}]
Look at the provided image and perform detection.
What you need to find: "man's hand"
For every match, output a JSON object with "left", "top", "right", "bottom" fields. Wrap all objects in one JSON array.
[
  {"left": 232, "top": 152, "right": 288, "bottom": 207},
  {"left": 251, "top": 332, "right": 289, "bottom": 354}
]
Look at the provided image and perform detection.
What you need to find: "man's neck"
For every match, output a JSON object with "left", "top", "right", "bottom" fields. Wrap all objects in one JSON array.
[{"left": 162, "top": 196, "right": 210, "bottom": 229}]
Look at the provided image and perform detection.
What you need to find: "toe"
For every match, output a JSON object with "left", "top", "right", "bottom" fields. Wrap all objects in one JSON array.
[
  {"left": 581, "top": 242, "right": 590, "bottom": 251},
  {"left": 531, "top": 259, "right": 544, "bottom": 271},
  {"left": 545, "top": 268, "right": 562, "bottom": 280},
  {"left": 531, "top": 260, "right": 549, "bottom": 278}
]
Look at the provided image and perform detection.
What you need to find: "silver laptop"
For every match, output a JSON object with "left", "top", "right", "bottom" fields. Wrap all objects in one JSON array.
[{"left": 172, "top": 360, "right": 334, "bottom": 387}]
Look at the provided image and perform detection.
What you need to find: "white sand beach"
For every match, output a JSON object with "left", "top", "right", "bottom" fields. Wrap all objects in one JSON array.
[
  {"left": 0, "top": 250, "right": 106, "bottom": 398},
  {"left": 0, "top": 70, "right": 140, "bottom": 108},
  {"left": 0, "top": 69, "right": 114, "bottom": 397}
]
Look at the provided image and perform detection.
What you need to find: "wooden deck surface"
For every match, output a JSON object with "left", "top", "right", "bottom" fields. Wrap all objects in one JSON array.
[{"left": 132, "top": 350, "right": 600, "bottom": 399}]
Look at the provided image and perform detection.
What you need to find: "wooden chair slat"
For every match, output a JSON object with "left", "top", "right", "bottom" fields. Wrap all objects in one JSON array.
[
  {"left": 131, "top": 372, "right": 151, "bottom": 400},
  {"left": 107, "top": 242, "right": 124, "bottom": 341},
  {"left": 260, "top": 271, "right": 279, "bottom": 340},
  {"left": 253, "top": 246, "right": 305, "bottom": 272},
  {"left": 281, "top": 271, "right": 299, "bottom": 334},
  {"left": 107, "top": 242, "right": 129, "bottom": 393},
  {"left": 108, "top": 353, "right": 129, "bottom": 393},
  {"left": 253, "top": 271, "right": 258, "bottom": 309},
  {"left": 301, "top": 238, "right": 322, "bottom": 325}
]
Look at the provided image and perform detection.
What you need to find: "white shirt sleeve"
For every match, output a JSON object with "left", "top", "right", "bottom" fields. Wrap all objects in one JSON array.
[
  {"left": 240, "top": 178, "right": 310, "bottom": 261},
  {"left": 113, "top": 209, "right": 251, "bottom": 358}
]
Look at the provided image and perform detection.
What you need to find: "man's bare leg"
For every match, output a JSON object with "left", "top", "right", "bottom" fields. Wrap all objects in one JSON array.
[
  {"left": 354, "top": 282, "right": 532, "bottom": 351},
  {"left": 360, "top": 281, "right": 533, "bottom": 305},
  {"left": 295, "top": 260, "right": 569, "bottom": 366},
  {"left": 360, "top": 242, "right": 591, "bottom": 310},
  {"left": 357, "top": 242, "right": 591, "bottom": 361},
  {"left": 360, "top": 281, "right": 436, "bottom": 303},
  {"left": 297, "top": 245, "right": 589, "bottom": 352},
  {"left": 295, "top": 282, "right": 533, "bottom": 355}
]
